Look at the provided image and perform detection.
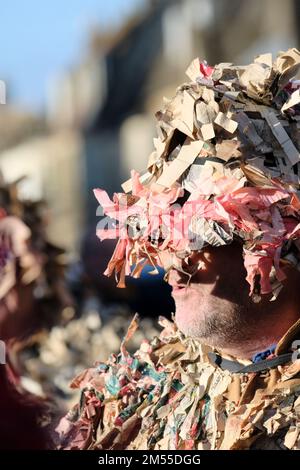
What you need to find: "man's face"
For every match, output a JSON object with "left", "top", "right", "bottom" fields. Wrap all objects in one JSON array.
[{"left": 168, "top": 242, "right": 268, "bottom": 347}]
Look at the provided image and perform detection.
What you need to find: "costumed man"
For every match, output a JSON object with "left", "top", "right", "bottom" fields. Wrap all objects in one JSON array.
[{"left": 58, "top": 49, "right": 300, "bottom": 450}]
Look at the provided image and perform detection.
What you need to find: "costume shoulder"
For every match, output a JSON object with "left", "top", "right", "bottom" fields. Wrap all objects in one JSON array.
[
  {"left": 57, "top": 314, "right": 215, "bottom": 450},
  {"left": 57, "top": 315, "right": 300, "bottom": 450}
]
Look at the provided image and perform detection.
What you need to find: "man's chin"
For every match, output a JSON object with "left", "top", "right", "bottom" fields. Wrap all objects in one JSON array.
[{"left": 175, "top": 307, "right": 202, "bottom": 338}]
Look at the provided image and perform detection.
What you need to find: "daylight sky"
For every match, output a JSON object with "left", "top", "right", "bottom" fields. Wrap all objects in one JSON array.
[{"left": 0, "top": 0, "right": 145, "bottom": 111}]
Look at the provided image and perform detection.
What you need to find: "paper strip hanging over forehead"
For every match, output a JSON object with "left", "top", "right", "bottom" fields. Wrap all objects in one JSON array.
[{"left": 94, "top": 48, "right": 300, "bottom": 300}]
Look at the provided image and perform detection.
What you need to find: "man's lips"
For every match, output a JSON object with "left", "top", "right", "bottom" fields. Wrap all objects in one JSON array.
[
  {"left": 172, "top": 284, "right": 185, "bottom": 290},
  {"left": 170, "top": 283, "right": 190, "bottom": 296}
]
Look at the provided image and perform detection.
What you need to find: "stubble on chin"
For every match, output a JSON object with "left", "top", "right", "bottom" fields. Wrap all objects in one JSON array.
[{"left": 174, "top": 293, "right": 254, "bottom": 349}]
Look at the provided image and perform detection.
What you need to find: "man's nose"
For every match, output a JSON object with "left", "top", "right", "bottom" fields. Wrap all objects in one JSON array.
[
  {"left": 169, "top": 266, "right": 191, "bottom": 286},
  {"left": 169, "top": 268, "right": 185, "bottom": 285}
]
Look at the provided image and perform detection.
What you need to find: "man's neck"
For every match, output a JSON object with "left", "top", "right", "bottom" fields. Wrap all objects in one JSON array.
[
  {"left": 219, "top": 336, "right": 281, "bottom": 360},
  {"left": 219, "top": 313, "right": 299, "bottom": 360}
]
